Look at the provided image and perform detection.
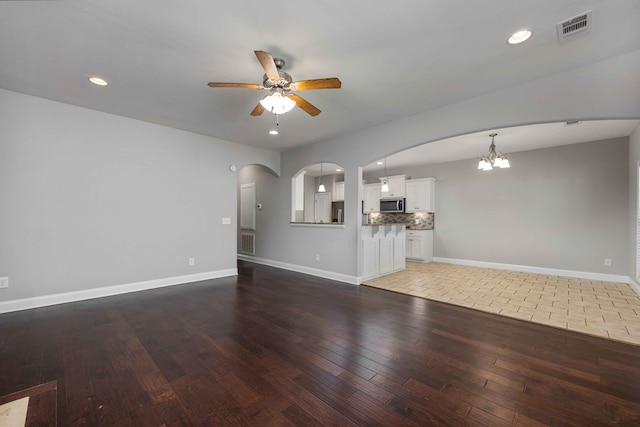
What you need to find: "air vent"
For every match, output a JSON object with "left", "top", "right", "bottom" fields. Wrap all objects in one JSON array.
[{"left": 557, "top": 10, "right": 592, "bottom": 42}]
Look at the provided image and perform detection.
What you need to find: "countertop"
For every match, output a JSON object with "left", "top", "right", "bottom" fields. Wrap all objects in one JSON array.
[{"left": 362, "top": 224, "right": 433, "bottom": 230}]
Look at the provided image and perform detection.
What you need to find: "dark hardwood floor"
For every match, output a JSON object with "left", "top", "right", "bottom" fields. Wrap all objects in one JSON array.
[{"left": 1, "top": 260, "right": 639, "bottom": 426}]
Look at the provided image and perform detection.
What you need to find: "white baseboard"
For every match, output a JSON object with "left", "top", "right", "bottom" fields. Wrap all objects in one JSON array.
[
  {"left": 629, "top": 278, "right": 640, "bottom": 296},
  {"left": 0, "top": 269, "right": 237, "bottom": 314},
  {"left": 433, "top": 257, "right": 632, "bottom": 285},
  {"left": 237, "top": 254, "right": 359, "bottom": 285}
]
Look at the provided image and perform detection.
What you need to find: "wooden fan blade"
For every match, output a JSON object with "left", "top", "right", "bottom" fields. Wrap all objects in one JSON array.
[
  {"left": 289, "top": 94, "right": 321, "bottom": 116},
  {"left": 292, "top": 78, "right": 342, "bottom": 91},
  {"left": 254, "top": 50, "right": 280, "bottom": 81},
  {"left": 250, "top": 102, "right": 265, "bottom": 116},
  {"left": 207, "top": 82, "right": 262, "bottom": 89}
]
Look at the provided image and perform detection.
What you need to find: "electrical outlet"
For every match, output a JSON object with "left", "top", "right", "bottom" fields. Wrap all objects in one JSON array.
[
  {"left": 0, "top": 277, "right": 8, "bottom": 288},
  {"left": 604, "top": 258, "right": 612, "bottom": 267},
  {"left": 315, "top": 254, "right": 320, "bottom": 262},
  {"left": 189, "top": 258, "right": 195, "bottom": 266}
]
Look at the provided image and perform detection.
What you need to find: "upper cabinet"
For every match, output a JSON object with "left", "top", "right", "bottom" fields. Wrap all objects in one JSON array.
[
  {"left": 333, "top": 181, "right": 345, "bottom": 201},
  {"left": 405, "top": 178, "right": 435, "bottom": 212},
  {"left": 363, "top": 183, "right": 381, "bottom": 213},
  {"left": 379, "top": 174, "right": 406, "bottom": 198}
]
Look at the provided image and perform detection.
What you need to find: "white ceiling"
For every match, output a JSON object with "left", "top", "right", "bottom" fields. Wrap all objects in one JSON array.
[{"left": 1, "top": 1, "right": 639, "bottom": 153}]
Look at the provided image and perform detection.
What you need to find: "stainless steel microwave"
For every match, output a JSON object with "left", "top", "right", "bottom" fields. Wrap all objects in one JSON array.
[{"left": 379, "top": 198, "right": 405, "bottom": 213}]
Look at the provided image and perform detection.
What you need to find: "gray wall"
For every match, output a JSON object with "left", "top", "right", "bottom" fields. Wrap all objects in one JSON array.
[
  {"left": 630, "top": 125, "right": 640, "bottom": 284},
  {"left": 252, "top": 50, "right": 640, "bottom": 281},
  {"left": 365, "top": 138, "right": 629, "bottom": 275},
  {"left": 0, "top": 88, "right": 279, "bottom": 302}
]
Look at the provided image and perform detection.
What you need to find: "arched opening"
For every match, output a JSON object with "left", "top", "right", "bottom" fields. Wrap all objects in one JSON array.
[
  {"left": 359, "top": 119, "right": 638, "bottom": 282},
  {"left": 236, "top": 164, "right": 279, "bottom": 258},
  {"left": 291, "top": 162, "right": 345, "bottom": 224}
]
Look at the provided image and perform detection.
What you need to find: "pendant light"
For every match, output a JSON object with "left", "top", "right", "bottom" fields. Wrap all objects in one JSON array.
[
  {"left": 318, "top": 162, "right": 326, "bottom": 192},
  {"left": 381, "top": 157, "right": 390, "bottom": 192},
  {"left": 477, "top": 133, "right": 510, "bottom": 171}
]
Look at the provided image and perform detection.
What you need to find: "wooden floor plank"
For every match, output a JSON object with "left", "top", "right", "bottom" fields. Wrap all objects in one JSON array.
[{"left": 0, "top": 260, "right": 638, "bottom": 425}]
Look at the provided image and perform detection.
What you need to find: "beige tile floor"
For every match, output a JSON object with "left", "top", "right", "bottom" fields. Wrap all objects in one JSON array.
[{"left": 364, "top": 262, "right": 640, "bottom": 346}]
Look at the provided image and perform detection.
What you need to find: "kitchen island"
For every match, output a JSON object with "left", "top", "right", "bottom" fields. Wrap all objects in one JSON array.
[{"left": 362, "top": 224, "right": 405, "bottom": 281}]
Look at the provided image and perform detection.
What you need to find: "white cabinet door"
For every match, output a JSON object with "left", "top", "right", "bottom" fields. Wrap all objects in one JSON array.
[
  {"left": 333, "top": 181, "right": 345, "bottom": 201},
  {"left": 406, "top": 236, "right": 424, "bottom": 260},
  {"left": 362, "top": 239, "right": 380, "bottom": 280},
  {"left": 393, "top": 236, "right": 406, "bottom": 271},
  {"left": 405, "top": 230, "right": 433, "bottom": 262},
  {"left": 363, "top": 183, "right": 381, "bottom": 213},
  {"left": 379, "top": 238, "right": 394, "bottom": 275},
  {"left": 405, "top": 178, "right": 435, "bottom": 212}
]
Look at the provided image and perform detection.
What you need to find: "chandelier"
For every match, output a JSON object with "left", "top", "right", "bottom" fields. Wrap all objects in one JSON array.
[{"left": 478, "top": 133, "right": 510, "bottom": 171}]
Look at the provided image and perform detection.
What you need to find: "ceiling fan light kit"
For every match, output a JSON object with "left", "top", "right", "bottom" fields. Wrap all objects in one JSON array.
[
  {"left": 208, "top": 50, "right": 341, "bottom": 117},
  {"left": 478, "top": 133, "right": 510, "bottom": 171},
  {"left": 259, "top": 90, "right": 296, "bottom": 115}
]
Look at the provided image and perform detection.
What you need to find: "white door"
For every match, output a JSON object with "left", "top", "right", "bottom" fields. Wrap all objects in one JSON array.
[
  {"left": 314, "top": 192, "right": 331, "bottom": 223},
  {"left": 240, "top": 183, "right": 256, "bottom": 230}
]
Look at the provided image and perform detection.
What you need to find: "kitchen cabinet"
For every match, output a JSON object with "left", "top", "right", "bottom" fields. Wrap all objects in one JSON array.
[
  {"left": 363, "top": 183, "right": 381, "bottom": 213},
  {"left": 379, "top": 174, "right": 407, "bottom": 198},
  {"left": 362, "top": 225, "right": 405, "bottom": 280},
  {"left": 333, "top": 181, "right": 345, "bottom": 201},
  {"left": 405, "top": 178, "right": 435, "bottom": 212},
  {"left": 406, "top": 229, "right": 433, "bottom": 262}
]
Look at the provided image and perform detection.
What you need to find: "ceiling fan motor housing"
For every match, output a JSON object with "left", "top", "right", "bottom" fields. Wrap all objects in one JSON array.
[{"left": 262, "top": 70, "right": 293, "bottom": 90}]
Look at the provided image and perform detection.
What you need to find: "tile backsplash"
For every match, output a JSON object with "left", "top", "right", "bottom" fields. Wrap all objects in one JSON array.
[{"left": 367, "top": 212, "right": 434, "bottom": 229}]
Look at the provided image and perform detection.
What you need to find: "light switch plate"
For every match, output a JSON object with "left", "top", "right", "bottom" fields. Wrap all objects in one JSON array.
[
  {"left": 0, "top": 277, "right": 8, "bottom": 288},
  {"left": 222, "top": 217, "right": 231, "bottom": 225}
]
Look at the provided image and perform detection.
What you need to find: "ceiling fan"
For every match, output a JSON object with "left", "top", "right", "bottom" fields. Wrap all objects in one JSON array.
[{"left": 207, "top": 50, "right": 341, "bottom": 117}]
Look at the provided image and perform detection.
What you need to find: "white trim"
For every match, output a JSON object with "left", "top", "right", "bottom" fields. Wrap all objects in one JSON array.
[
  {"left": 433, "top": 257, "right": 631, "bottom": 284},
  {"left": 0, "top": 269, "right": 237, "bottom": 314},
  {"left": 237, "top": 254, "right": 358, "bottom": 285}
]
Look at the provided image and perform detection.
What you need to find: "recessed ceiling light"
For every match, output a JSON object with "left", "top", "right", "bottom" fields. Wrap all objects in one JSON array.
[
  {"left": 376, "top": 161, "right": 384, "bottom": 165},
  {"left": 336, "top": 168, "right": 342, "bottom": 172},
  {"left": 268, "top": 129, "right": 278, "bottom": 135},
  {"left": 88, "top": 76, "right": 108, "bottom": 86},
  {"left": 507, "top": 30, "right": 532, "bottom": 44}
]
